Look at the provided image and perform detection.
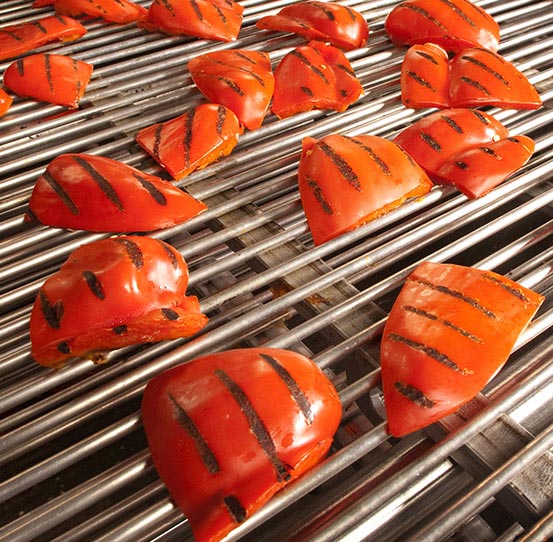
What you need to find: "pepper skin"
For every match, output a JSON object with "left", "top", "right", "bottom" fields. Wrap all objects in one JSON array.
[
  {"left": 188, "top": 52, "right": 274, "bottom": 130},
  {"left": 54, "top": 0, "right": 148, "bottom": 24},
  {"left": 298, "top": 134, "right": 433, "bottom": 245},
  {"left": 141, "top": 0, "right": 243, "bottom": 42},
  {"left": 256, "top": 1, "right": 369, "bottom": 51},
  {"left": 0, "top": 89, "right": 13, "bottom": 117},
  {"left": 272, "top": 40, "right": 363, "bottom": 119},
  {"left": 26, "top": 154, "right": 207, "bottom": 231},
  {"left": 3, "top": 53, "right": 93, "bottom": 108},
  {"left": 0, "top": 15, "right": 87, "bottom": 62},
  {"left": 381, "top": 261, "right": 544, "bottom": 437},
  {"left": 142, "top": 347, "right": 342, "bottom": 542},
  {"left": 30, "top": 236, "right": 208, "bottom": 367},
  {"left": 385, "top": 0, "right": 500, "bottom": 53}
]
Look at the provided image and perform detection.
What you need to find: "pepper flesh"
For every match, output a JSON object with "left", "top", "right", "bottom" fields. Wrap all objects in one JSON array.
[
  {"left": 0, "top": 89, "right": 13, "bottom": 117},
  {"left": 54, "top": 0, "right": 148, "bottom": 24},
  {"left": 30, "top": 236, "right": 208, "bottom": 367},
  {"left": 3, "top": 53, "right": 93, "bottom": 108},
  {"left": 142, "top": 347, "right": 342, "bottom": 542},
  {"left": 26, "top": 153, "right": 207, "bottom": 231},
  {"left": 381, "top": 261, "right": 544, "bottom": 437},
  {"left": 298, "top": 134, "right": 433, "bottom": 245},
  {"left": 256, "top": 1, "right": 369, "bottom": 51}
]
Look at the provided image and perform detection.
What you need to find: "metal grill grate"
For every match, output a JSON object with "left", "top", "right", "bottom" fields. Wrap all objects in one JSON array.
[{"left": 1, "top": 1, "right": 552, "bottom": 541}]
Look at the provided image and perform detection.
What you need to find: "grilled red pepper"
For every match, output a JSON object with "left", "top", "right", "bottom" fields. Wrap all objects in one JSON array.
[
  {"left": 272, "top": 40, "right": 363, "bottom": 119},
  {"left": 188, "top": 51, "right": 274, "bottom": 130},
  {"left": 381, "top": 261, "right": 544, "bottom": 437},
  {"left": 30, "top": 236, "right": 208, "bottom": 367},
  {"left": 136, "top": 104, "right": 242, "bottom": 179},
  {"left": 256, "top": 1, "right": 369, "bottom": 51},
  {"left": 33, "top": 0, "right": 55, "bottom": 6},
  {"left": 0, "top": 15, "right": 87, "bottom": 62},
  {"left": 0, "top": 89, "right": 13, "bottom": 117},
  {"left": 298, "top": 134, "right": 433, "bottom": 245},
  {"left": 142, "top": 347, "right": 341, "bottom": 542},
  {"left": 385, "top": 0, "right": 500, "bottom": 53},
  {"left": 141, "top": 0, "right": 243, "bottom": 42},
  {"left": 3, "top": 53, "right": 93, "bottom": 108},
  {"left": 26, "top": 153, "right": 207, "bottom": 232},
  {"left": 54, "top": 0, "right": 148, "bottom": 24},
  {"left": 449, "top": 47, "right": 542, "bottom": 109},
  {"left": 400, "top": 43, "right": 450, "bottom": 109}
]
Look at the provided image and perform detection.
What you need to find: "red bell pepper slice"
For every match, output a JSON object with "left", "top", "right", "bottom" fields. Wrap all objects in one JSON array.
[
  {"left": 3, "top": 53, "right": 93, "bottom": 108},
  {"left": 188, "top": 51, "right": 274, "bottom": 130},
  {"left": 400, "top": 43, "right": 450, "bottom": 109},
  {"left": 33, "top": 0, "right": 55, "bottom": 6},
  {"left": 381, "top": 261, "right": 544, "bottom": 437},
  {"left": 54, "top": 0, "right": 148, "bottom": 24},
  {"left": 272, "top": 40, "right": 363, "bottom": 120},
  {"left": 298, "top": 134, "right": 433, "bottom": 245},
  {"left": 256, "top": 1, "right": 369, "bottom": 51},
  {"left": 26, "top": 153, "right": 207, "bottom": 232},
  {"left": 0, "top": 89, "right": 13, "bottom": 117},
  {"left": 30, "top": 236, "right": 208, "bottom": 367},
  {"left": 141, "top": 0, "right": 243, "bottom": 42},
  {"left": 393, "top": 108, "right": 509, "bottom": 179},
  {"left": 0, "top": 15, "right": 87, "bottom": 62},
  {"left": 449, "top": 47, "right": 542, "bottom": 110},
  {"left": 142, "top": 347, "right": 341, "bottom": 542},
  {"left": 385, "top": 0, "right": 500, "bottom": 53},
  {"left": 435, "top": 135, "right": 535, "bottom": 198},
  {"left": 136, "top": 103, "right": 243, "bottom": 178}
]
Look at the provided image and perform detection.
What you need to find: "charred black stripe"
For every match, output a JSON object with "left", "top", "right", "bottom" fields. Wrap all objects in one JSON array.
[
  {"left": 441, "top": 115, "right": 463, "bottom": 134},
  {"left": 117, "top": 237, "right": 144, "bottom": 269},
  {"left": 259, "top": 353, "right": 314, "bottom": 424},
  {"left": 224, "top": 495, "right": 247, "bottom": 523},
  {"left": 460, "top": 55, "right": 509, "bottom": 86},
  {"left": 16, "top": 59, "right": 24, "bottom": 76},
  {"left": 219, "top": 75, "right": 245, "bottom": 96},
  {"left": 406, "top": 70, "right": 436, "bottom": 91},
  {"left": 72, "top": 156, "right": 124, "bottom": 211},
  {"left": 307, "top": 177, "right": 333, "bottom": 215},
  {"left": 419, "top": 131, "right": 442, "bottom": 152},
  {"left": 213, "top": 4, "right": 227, "bottom": 26},
  {"left": 113, "top": 324, "right": 127, "bottom": 334},
  {"left": 168, "top": 393, "right": 220, "bottom": 474},
  {"left": 189, "top": 0, "right": 203, "bottom": 21},
  {"left": 209, "top": 59, "right": 266, "bottom": 87},
  {"left": 58, "top": 341, "right": 71, "bottom": 355},
  {"left": 459, "top": 75, "right": 491, "bottom": 95},
  {"left": 335, "top": 62, "right": 356, "bottom": 77},
  {"left": 439, "top": 0, "right": 477, "bottom": 29},
  {"left": 349, "top": 136, "right": 391, "bottom": 176},
  {"left": 471, "top": 109, "right": 492, "bottom": 126},
  {"left": 159, "top": 241, "right": 180, "bottom": 269},
  {"left": 31, "top": 20, "right": 48, "bottom": 33},
  {"left": 290, "top": 50, "right": 329, "bottom": 85},
  {"left": 479, "top": 146, "right": 500, "bottom": 158},
  {"left": 404, "top": 4, "right": 449, "bottom": 32},
  {"left": 319, "top": 140, "right": 361, "bottom": 191},
  {"left": 312, "top": 1, "right": 336, "bottom": 20},
  {"left": 216, "top": 105, "right": 226, "bottom": 136},
  {"left": 481, "top": 273, "right": 531, "bottom": 302},
  {"left": 388, "top": 333, "right": 468, "bottom": 374},
  {"left": 153, "top": 124, "right": 163, "bottom": 158},
  {"left": 344, "top": 5, "right": 359, "bottom": 21},
  {"left": 54, "top": 14, "right": 67, "bottom": 24},
  {"left": 44, "top": 54, "right": 54, "bottom": 94},
  {"left": 398, "top": 145, "right": 417, "bottom": 167},
  {"left": 456, "top": 161, "right": 469, "bottom": 170},
  {"left": 1, "top": 30, "right": 24, "bottom": 42},
  {"left": 82, "top": 270, "right": 105, "bottom": 300},
  {"left": 215, "top": 368, "right": 291, "bottom": 482},
  {"left": 394, "top": 381, "right": 435, "bottom": 408},
  {"left": 301, "top": 86, "right": 314, "bottom": 97},
  {"left": 234, "top": 51, "right": 257, "bottom": 65},
  {"left": 134, "top": 174, "right": 167, "bottom": 206},
  {"left": 39, "top": 289, "right": 63, "bottom": 329},
  {"left": 402, "top": 305, "right": 482, "bottom": 342},
  {"left": 160, "top": 0, "right": 175, "bottom": 16},
  {"left": 416, "top": 50, "right": 439, "bottom": 65},
  {"left": 73, "top": 58, "right": 81, "bottom": 100},
  {"left": 183, "top": 108, "right": 195, "bottom": 168},
  {"left": 412, "top": 277, "right": 497, "bottom": 319},
  {"left": 161, "top": 308, "right": 179, "bottom": 320},
  {"left": 43, "top": 170, "right": 79, "bottom": 215}
]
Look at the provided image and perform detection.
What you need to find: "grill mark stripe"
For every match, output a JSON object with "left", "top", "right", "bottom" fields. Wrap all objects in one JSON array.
[
  {"left": 406, "top": 70, "right": 436, "bottom": 91},
  {"left": 1, "top": 30, "right": 24, "bottom": 42},
  {"left": 31, "top": 20, "right": 48, "bottom": 33},
  {"left": 481, "top": 273, "right": 531, "bottom": 302},
  {"left": 213, "top": 4, "right": 228, "bottom": 27},
  {"left": 307, "top": 177, "right": 333, "bottom": 215},
  {"left": 460, "top": 55, "right": 509, "bottom": 86},
  {"left": 209, "top": 59, "right": 266, "bottom": 87},
  {"left": 420, "top": 131, "right": 442, "bottom": 152},
  {"left": 117, "top": 237, "right": 144, "bottom": 269},
  {"left": 161, "top": 308, "right": 179, "bottom": 320},
  {"left": 412, "top": 277, "right": 497, "bottom": 318},
  {"left": 259, "top": 353, "right": 314, "bottom": 424},
  {"left": 394, "top": 381, "right": 435, "bottom": 408},
  {"left": 216, "top": 105, "right": 226, "bottom": 136},
  {"left": 416, "top": 50, "right": 439, "bottom": 65},
  {"left": 402, "top": 305, "right": 482, "bottom": 342},
  {"left": 471, "top": 109, "right": 492, "bottom": 125},
  {"left": 153, "top": 124, "right": 163, "bottom": 158},
  {"left": 349, "top": 136, "right": 391, "bottom": 176},
  {"left": 161, "top": 0, "right": 175, "bottom": 16},
  {"left": 234, "top": 51, "right": 257, "bottom": 65},
  {"left": 215, "top": 368, "right": 291, "bottom": 482},
  {"left": 290, "top": 50, "right": 329, "bottom": 85},
  {"left": 439, "top": 0, "right": 477, "bottom": 29},
  {"left": 44, "top": 54, "right": 54, "bottom": 94},
  {"left": 301, "top": 86, "right": 314, "bottom": 96},
  {"left": 183, "top": 108, "right": 195, "bottom": 168},
  {"left": 43, "top": 170, "right": 80, "bottom": 215},
  {"left": 159, "top": 241, "right": 179, "bottom": 269},
  {"left": 134, "top": 173, "right": 167, "bottom": 206},
  {"left": 459, "top": 75, "right": 491, "bottom": 95},
  {"left": 16, "top": 59, "right": 24, "bottom": 76},
  {"left": 404, "top": 4, "right": 449, "bottom": 32},
  {"left": 168, "top": 393, "right": 220, "bottom": 474},
  {"left": 39, "top": 289, "right": 63, "bottom": 329},
  {"left": 388, "top": 333, "right": 468, "bottom": 374},
  {"left": 82, "top": 270, "right": 105, "bottom": 300},
  {"left": 190, "top": 0, "right": 203, "bottom": 21},
  {"left": 312, "top": 2, "right": 335, "bottom": 20},
  {"left": 72, "top": 156, "right": 124, "bottom": 211},
  {"left": 223, "top": 495, "right": 247, "bottom": 523},
  {"left": 318, "top": 140, "right": 361, "bottom": 191},
  {"left": 479, "top": 146, "right": 500, "bottom": 159},
  {"left": 73, "top": 58, "right": 81, "bottom": 102},
  {"left": 441, "top": 115, "right": 464, "bottom": 134}
]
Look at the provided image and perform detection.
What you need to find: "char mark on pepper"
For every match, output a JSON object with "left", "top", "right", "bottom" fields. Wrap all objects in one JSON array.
[
  {"left": 116, "top": 237, "right": 144, "bottom": 269},
  {"left": 168, "top": 393, "right": 220, "bottom": 474},
  {"left": 82, "top": 270, "right": 105, "bottom": 300},
  {"left": 478, "top": 146, "right": 500, "bottom": 159},
  {"left": 183, "top": 107, "right": 196, "bottom": 168},
  {"left": 439, "top": 0, "right": 477, "bottom": 29},
  {"left": 213, "top": 4, "right": 228, "bottom": 27},
  {"left": 2, "top": 30, "right": 23, "bottom": 42},
  {"left": 72, "top": 156, "right": 124, "bottom": 211},
  {"left": 441, "top": 115, "right": 464, "bottom": 134},
  {"left": 349, "top": 136, "right": 391, "bottom": 176},
  {"left": 406, "top": 70, "right": 436, "bottom": 91},
  {"left": 459, "top": 75, "right": 491, "bottom": 95},
  {"left": 134, "top": 174, "right": 167, "bottom": 206},
  {"left": 394, "top": 381, "right": 435, "bottom": 408},
  {"left": 216, "top": 104, "right": 227, "bottom": 136},
  {"left": 39, "top": 289, "right": 64, "bottom": 329},
  {"left": 387, "top": 333, "right": 469, "bottom": 374},
  {"left": 223, "top": 495, "right": 247, "bottom": 523},
  {"left": 307, "top": 177, "right": 333, "bottom": 215},
  {"left": 159, "top": 0, "right": 175, "bottom": 16},
  {"left": 311, "top": 2, "right": 336, "bottom": 21},
  {"left": 161, "top": 308, "right": 179, "bottom": 321},
  {"left": 43, "top": 170, "right": 80, "bottom": 215},
  {"left": 259, "top": 353, "right": 314, "bottom": 424},
  {"left": 481, "top": 273, "right": 532, "bottom": 302},
  {"left": 31, "top": 20, "right": 48, "bottom": 34},
  {"left": 160, "top": 241, "right": 180, "bottom": 269},
  {"left": 416, "top": 50, "right": 440, "bottom": 65},
  {"left": 460, "top": 54, "right": 509, "bottom": 86},
  {"left": 471, "top": 109, "right": 493, "bottom": 125},
  {"left": 318, "top": 140, "right": 361, "bottom": 191},
  {"left": 189, "top": 0, "right": 203, "bottom": 22},
  {"left": 419, "top": 131, "right": 442, "bottom": 152},
  {"left": 403, "top": 4, "right": 449, "bottom": 33},
  {"left": 152, "top": 124, "right": 163, "bottom": 158},
  {"left": 290, "top": 50, "right": 329, "bottom": 85},
  {"left": 215, "top": 368, "right": 291, "bottom": 482}
]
